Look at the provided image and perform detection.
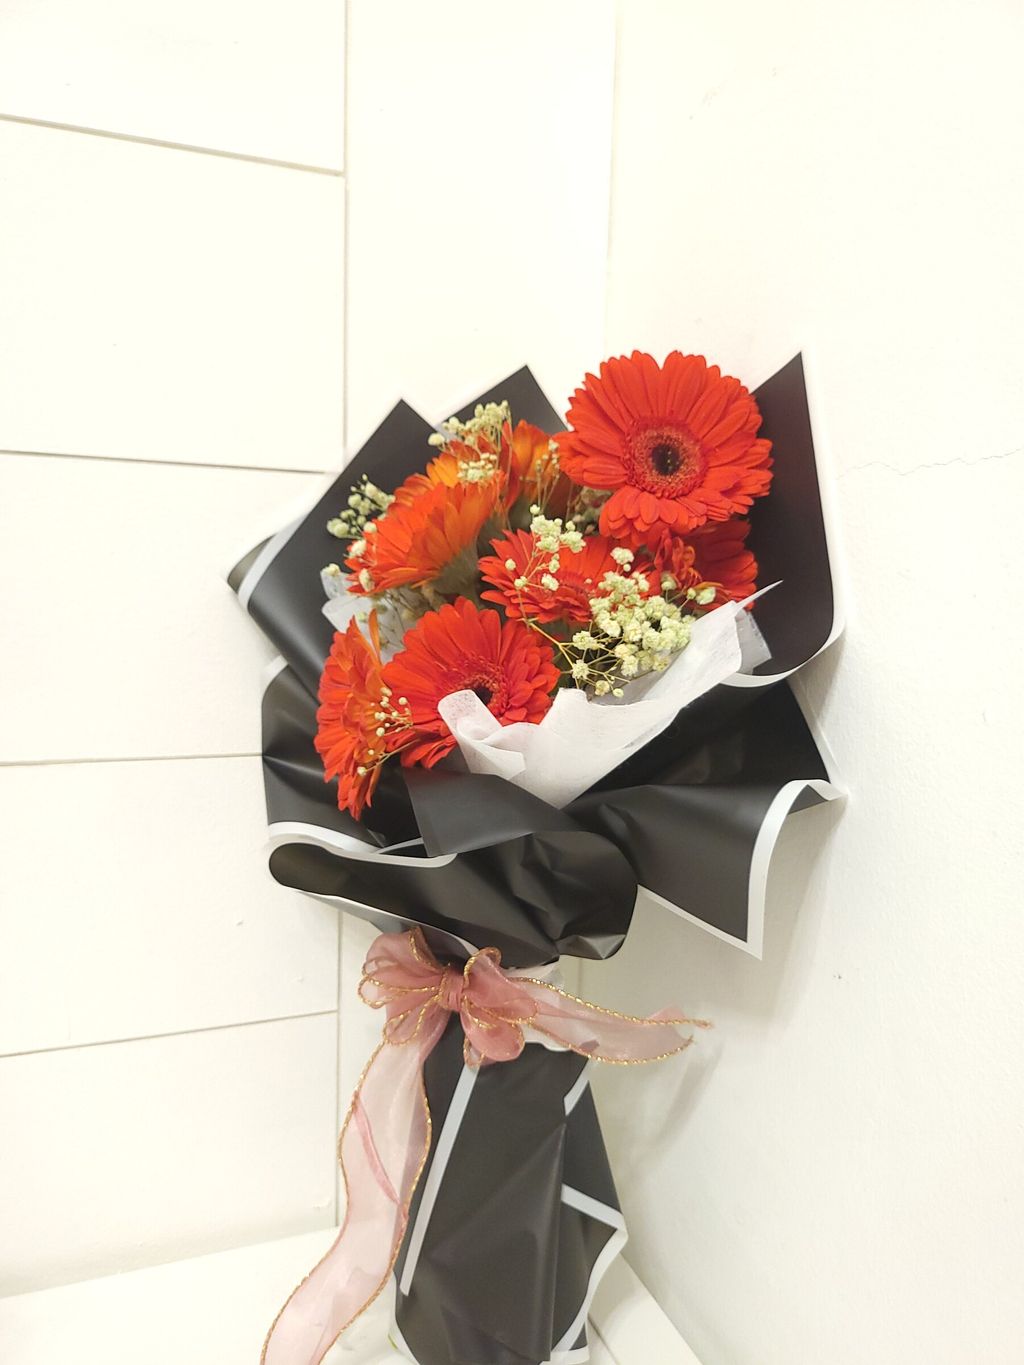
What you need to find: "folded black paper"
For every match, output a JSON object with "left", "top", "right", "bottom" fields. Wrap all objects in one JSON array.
[{"left": 233, "top": 355, "right": 840, "bottom": 956}]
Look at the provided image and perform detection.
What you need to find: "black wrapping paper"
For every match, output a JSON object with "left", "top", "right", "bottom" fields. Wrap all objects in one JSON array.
[{"left": 230, "top": 356, "right": 841, "bottom": 1364}]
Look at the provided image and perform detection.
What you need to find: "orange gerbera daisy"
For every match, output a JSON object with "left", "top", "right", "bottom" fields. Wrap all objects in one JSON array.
[
  {"left": 561, "top": 351, "right": 772, "bottom": 543},
  {"left": 652, "top": 518, "right": 759, "bottom": 606},
  {"left": 480, "top": 529, "right": 622, "bottom": 624},
  {"left": 390, "top": 450, "right": 461, "bottom": 506},
  {"left": 315, "top": 613, "right": 407, "bottom": 818},
  {"left": 506, "top": 420, "right": 571, "bottom": 514},
  {"left": 381, "top": 598, "right": 559, "bottom": 768},
  {"left": 346, "top": 474, "right": 501, "bottom": 595}
]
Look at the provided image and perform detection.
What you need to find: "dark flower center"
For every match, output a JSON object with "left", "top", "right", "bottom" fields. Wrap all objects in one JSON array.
[
  {"left": 472, "top": 684, "right": 494, "bottom": 706},
  {"left": 627, "top": 422, "right": 706, "bottom": 496},
  {"left": 650, "top": 442, "right": 682, "bottom": 477}
]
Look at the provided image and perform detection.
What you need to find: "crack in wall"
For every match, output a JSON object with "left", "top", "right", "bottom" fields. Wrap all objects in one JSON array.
[{"left": 840, "top": 444, "right": 1023, "bottom": 480}]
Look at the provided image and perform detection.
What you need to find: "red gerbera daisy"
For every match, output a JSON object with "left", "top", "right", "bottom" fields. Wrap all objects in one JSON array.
[
  {"left": 652, "top": 518, "right": 759, "bottom": 607},
  {"left": 381, "top": 598, "right": 559, "bottom": 768},
  {"left": 479, "top": 529, "right": 622, "bottom": 624},
  {"left": 315, "top": 613, "right": 408, "bottom": 819},
  {"left": 561, "top": 351, "right": 772, "bottom": 543}
]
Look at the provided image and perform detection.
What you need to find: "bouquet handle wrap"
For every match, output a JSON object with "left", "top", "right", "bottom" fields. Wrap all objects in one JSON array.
[{"left": 262, "top": 930, "right": 704, "bottom": 1365}]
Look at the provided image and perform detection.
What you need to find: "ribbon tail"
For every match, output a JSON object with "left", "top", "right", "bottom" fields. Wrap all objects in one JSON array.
[
  {"left": 519, "top": 979, "right": 709, "bottom": 1064},
  {"left": 262, "top": 1027, "right": 441, "bottom": 1365}
]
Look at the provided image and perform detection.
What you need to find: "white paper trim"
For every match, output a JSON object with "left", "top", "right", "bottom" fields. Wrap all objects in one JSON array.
[
  {"left": 267, "top": 820, "right": 457, "bottom": 868},
  {"left": 398, "top": 1065, "right": 478, "bottom": 1297},
  {"left": 563, "top": 1065, "right": 593, "bottom": 1117}
]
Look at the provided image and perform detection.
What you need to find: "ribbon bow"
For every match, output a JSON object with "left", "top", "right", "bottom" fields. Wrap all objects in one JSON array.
[{"left": 262, "top": 929, "right": 706, "bottom": 1365}]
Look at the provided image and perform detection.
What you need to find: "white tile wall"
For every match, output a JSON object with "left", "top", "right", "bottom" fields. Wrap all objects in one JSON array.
[
  {"left": 0, "top": 757, "right": 338, "bottom": 1055},
  {"left": 0, "top": 10, "right": 347, "bottom": 1298},
  {"left": 344, "top": 0, "right": 615, "bottom": 444},
  {"left": 0, "top": 121, "right": 345, "bottom": 470},
  {"left": 0, "top": 0, "right": 346, "bottom": 168},
  {"left": 0, "top": 1014, "right": 338, "bottom": 1294},
  {"left": 0, "top": 453, "right": 318, "bottom": 762}
]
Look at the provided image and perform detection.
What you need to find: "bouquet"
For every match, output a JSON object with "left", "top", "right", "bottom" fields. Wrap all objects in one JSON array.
[{"left": 230, "top": 352, "right": 842, "bottom": 1365}]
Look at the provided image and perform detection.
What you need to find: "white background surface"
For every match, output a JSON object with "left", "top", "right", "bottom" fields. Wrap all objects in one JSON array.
[
  {"left": 3, "top": 3, "right": 1024, "bottom": 1365},
  {"left": 579, "top": 4, "right": 1024, "bottom": 1365}
]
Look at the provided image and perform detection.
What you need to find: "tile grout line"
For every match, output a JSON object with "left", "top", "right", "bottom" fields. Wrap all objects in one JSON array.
[
  {"left": 334, "top": 0, "right": 354, "bottom": 1226},
  {"left": 1, "top": 1010, "right": 338, "bottom": 1062},
  {"left": 0, "top": 110, "right": 344, "bottom": 177},
  {"left": 0, "top": 447, "right": 329, "bottom": 477},
  {"left": 0, "top": 753, "right": 260, "bottom": 769}
]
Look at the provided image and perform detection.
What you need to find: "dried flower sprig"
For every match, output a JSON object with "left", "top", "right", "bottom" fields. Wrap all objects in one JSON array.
[{"left": 327, "top": 476, "right": 394, "bottom": 541}]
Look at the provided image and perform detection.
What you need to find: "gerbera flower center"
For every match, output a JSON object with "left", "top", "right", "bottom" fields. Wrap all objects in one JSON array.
[
  {"left": 627, "top": 423, "right": 707, "bottom": 495},
  {"left": 452, "top": 659, "right": 507, "bottom": 714}
]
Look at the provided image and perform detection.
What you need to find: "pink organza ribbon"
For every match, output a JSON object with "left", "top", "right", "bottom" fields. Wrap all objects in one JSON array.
[{"left": 261, "top": 928, "right": 707, "bottom": 1365}]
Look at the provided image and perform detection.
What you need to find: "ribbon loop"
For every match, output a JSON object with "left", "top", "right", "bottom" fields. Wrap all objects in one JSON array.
[{"left": 262, "top": 928, "right": 707, "bottom": 1365}]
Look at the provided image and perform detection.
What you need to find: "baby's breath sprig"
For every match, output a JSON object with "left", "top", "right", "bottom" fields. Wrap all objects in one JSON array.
[
  {"left": 428, "top": 401, "right": 511, "bottom": 485},
  {"left": 353, "top": 682, "right": 412, "bottom": 784},
  {"left": 326, "top": 476, "right": 394, "bottom": 540},
  {"left": 526, "top": 438, "right": 564, "bottom": 514},
  {"left": 507, "top": 521, "right": 698, "bottom": 696},
  {"left": 655, "top": 570, "right": 719, "bottom": 612},
  {"left": 576, "top": 561, "right": 696, "bottom": 693}
]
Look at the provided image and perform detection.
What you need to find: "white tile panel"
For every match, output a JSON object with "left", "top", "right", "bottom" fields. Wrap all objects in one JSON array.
[
  {"left": 0, "top": 453, "right": 319, "bottom": 761},
  {"left": 0, "top": 0, "right": 345, "bottom": 169},
  {"left": 0, "top": 757, "right": 338, "bottom": 1056},
  {"left": 0, "top": 120, "right": 344, "bottom": 470},
  {"left": 344, "top": 0, "right": 615, "bottom": 445},
  {"left": 0, "top": 1013, "right": 338, "bottom": 1294}
]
